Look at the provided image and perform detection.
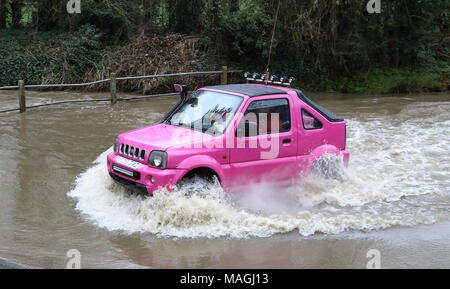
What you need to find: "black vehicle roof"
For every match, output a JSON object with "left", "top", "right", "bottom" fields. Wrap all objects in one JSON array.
[
  {"left": 204, "top": 84, "right": 344, "bottom": 122},
  {"left": 294, "top": 89, "right": 344, "bottom": 122},
  {"left": 205, "top": 84, "right": 287, "bottom": 97}
]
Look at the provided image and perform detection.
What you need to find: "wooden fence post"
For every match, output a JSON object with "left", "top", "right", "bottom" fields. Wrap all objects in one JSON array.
[
  {"left": 221, "top": 66, "right": 228, "bottom": 85},
  {"left": 110, "top": 73, "right": 117, "bottom": 104},
  {"left": 18, "top": 80, "right": 26, "bottom": 113}
]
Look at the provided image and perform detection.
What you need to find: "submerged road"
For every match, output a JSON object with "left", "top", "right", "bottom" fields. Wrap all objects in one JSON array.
[{"left": 0, "top": 90, "right": 449, "bottom": 268}]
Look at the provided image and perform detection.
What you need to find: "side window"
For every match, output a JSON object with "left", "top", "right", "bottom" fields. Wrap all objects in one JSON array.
[
  {"left": 238, "top": 98, "right": 291, "bottom": 136},
  {"left": 302, "top": 109, "right": 322, "bottom": 130}
]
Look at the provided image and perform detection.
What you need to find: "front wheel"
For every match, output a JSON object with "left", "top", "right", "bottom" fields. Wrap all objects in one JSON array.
[{"left": 176, "top": 174, "right": 219, "bottom": 197}]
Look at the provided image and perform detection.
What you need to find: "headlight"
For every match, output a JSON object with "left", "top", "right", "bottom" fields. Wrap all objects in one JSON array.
[
  {"left": 113, "top": 137, "right": 119, "bottom": 153},
  {"left": 148, "top": 151, "right": 167, "bottom": 169}
]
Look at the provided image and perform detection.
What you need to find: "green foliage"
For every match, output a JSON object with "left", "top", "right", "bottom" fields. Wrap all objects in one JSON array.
[
  {"left": 0, "top": 29, "right": 60, "bottom": 85},
  {"left": 62, "top": 25, "right": 104, "bottom": 78},
  {"left": 0, "top": 0, "right": 448, "bottom": 93},
  {"left": 265, "top": 0, "right": 450, "bottom": 83},
  {"left": 0, "top": 54, "right": 43, "bottom": 85},
  {"left": 221, "top": 0, "right": 272, "bottom": 58},
  {"left": 68, "top": 0, "right": 141, "bottom": 42},
  {"left": 309, "top": 66, "right": 448, "bottom": 94},
  {"left": 0, "top": 25, "right": 104, "bottom": 86}
]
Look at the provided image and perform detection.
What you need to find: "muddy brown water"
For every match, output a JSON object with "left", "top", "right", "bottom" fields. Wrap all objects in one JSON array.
[{"left": 0, "top": 90, "right": 449, "bottom": 268}]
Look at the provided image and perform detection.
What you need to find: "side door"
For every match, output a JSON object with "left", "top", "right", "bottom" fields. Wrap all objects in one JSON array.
[{"left": 229, "top": 95, "right": 298, "bottom": 186}]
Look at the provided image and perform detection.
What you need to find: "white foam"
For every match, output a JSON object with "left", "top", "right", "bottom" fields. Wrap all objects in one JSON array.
[{"left": 68, "top": 102, "right": 450, "bottom": 238}]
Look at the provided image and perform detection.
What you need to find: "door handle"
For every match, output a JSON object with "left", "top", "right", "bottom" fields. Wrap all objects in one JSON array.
[{"left": 282, "top": 138, "right": 292, "bottom": 144}]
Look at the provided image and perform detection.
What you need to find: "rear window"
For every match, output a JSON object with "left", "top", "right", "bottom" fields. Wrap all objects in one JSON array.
[{"left": 302, "top": 109, "right": 322, "bottom": 130}]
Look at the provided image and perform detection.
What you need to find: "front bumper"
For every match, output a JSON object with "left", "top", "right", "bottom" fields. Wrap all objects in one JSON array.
[{"left": 107, "top": 152, "right": 187, "bottom": 195}]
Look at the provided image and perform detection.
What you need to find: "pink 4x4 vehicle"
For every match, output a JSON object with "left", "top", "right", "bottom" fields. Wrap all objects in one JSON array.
[{"left": 107, "top": 82, "right": 350, "bottom": 195}]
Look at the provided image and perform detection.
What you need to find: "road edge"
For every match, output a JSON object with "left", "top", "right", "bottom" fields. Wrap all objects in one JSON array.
[{"left": 0, "top": 257, "right": 35, "bottom": 269}]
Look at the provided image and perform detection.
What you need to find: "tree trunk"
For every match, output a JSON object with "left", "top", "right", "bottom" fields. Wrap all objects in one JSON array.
[
  {"left": 36, "top": 0, "right": 60, "bottom": 31},
  {"left": 230, "top": 0, "right": 239, "bottom": 12},
  {"left": 168, "top": 0, "right": 203, "bottom": 34},
  {"left": 57, "top": 0, "right": 66, "bottom": 28},
  {"left": 207, "top": 0, "right": 227, "bottom": 55},
  {"left": 10, "top": 0, "right": 24, "bottom": 29},
  {"left": 0, "top": 0, "right": 6, "bottom": 28},
  {"left": 143, "top": 0, "right": 156, "bottom": 24}
]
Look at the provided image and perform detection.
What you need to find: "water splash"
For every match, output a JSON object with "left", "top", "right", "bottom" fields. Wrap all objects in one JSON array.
[{"left": 68, "top": 102, "right": 450, "bottom": 238}]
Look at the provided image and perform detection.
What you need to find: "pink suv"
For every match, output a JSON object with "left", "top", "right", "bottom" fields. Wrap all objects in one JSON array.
[{"left": 107, "top": 83, "right": 349, "bottom": 195}]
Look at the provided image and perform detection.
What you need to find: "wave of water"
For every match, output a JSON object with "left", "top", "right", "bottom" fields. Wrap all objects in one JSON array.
[{"left": 68, "top": 101, "right": 450, "bottom": 238}]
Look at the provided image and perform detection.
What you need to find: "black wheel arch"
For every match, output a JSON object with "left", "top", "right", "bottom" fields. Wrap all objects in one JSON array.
[{"left": 180, "top": 167, "right": 221, "bottom": 184}]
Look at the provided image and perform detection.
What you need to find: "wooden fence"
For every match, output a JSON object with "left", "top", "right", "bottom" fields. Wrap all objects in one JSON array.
[{"left": 0, "top": 66, "right": 241, "bottom": 114}]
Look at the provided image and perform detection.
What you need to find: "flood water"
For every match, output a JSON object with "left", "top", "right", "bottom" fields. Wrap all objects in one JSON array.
[{"left": 0, "top": 89, "right": 449, "bottom": 268}]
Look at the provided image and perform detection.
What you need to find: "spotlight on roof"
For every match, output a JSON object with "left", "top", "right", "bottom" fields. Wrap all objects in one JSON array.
[{"left": 244, "top": 72, "right": 295, "bottom": 87}]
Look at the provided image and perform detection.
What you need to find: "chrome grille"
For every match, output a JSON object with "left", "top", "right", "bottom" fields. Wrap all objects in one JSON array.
[{"left": 119, "top": 143, "right": 146, "bottom": 161}]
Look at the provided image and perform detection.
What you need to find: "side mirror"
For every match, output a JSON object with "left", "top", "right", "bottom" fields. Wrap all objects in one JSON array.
[
  {"left": 237, "top": 120, "right": 258, "bottom": 137},
  {"left": 174, "top": 84, "right": 188, "bottom": 100}
]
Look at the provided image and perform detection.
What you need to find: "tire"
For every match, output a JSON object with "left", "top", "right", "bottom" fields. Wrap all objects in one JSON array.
[
  {"left": 310, "top": 154, "right": 344, "bottom": 180},
  {"left": 176, "top": 174, "right": 218, "bottom": 197}
]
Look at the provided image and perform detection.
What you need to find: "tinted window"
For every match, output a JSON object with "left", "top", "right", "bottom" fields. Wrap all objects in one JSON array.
[
  {"left": 302, "top": 109, "right": 322, "bottom": 129},
  {"left": 239, "top": 98, "right": 291, "bottom": 136}
]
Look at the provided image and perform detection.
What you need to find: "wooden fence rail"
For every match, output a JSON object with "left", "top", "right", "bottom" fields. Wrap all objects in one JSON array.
[{"left": 0, "top": 67, "right": 241, "bottom": 114}]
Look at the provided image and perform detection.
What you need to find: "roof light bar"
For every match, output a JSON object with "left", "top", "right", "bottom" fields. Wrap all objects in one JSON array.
[{"left": 244, "top": 72, "right": 296, "bottom": 86}]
